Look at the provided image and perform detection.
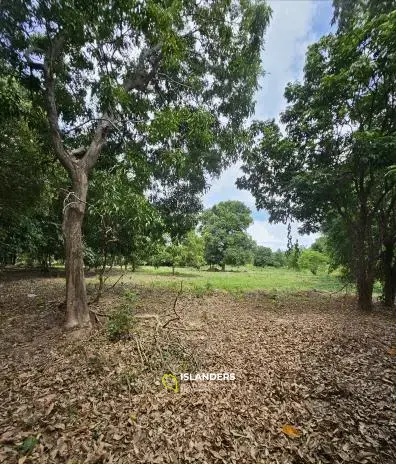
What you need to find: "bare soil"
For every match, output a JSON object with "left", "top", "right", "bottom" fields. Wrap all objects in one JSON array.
[{"left": 0, "top": 276, "right": 395, "bottom": 463}]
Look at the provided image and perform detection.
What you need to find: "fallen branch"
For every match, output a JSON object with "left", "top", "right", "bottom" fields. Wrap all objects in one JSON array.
[
  {"left": 162, "top": 281, "right": 183, "bottom": 328},
  {"left": 109, "top": 273, "right": 125, "bottom": 289},
  {"left": 166, "top": 326, "right": 209, "bottom": 335},
  {"left": 329, "top": 283, "right": 352, "bottom": 297},
  {"left": 132, "top": 334, "right": 146, "bottom": 365}
]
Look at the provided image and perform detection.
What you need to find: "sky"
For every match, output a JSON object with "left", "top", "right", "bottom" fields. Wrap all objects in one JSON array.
[{"left": 203, "top": 0, "right": 334, "bottom": 250}]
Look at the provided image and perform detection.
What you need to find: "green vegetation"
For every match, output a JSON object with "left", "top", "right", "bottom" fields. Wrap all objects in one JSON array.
[
  {"left": 238, "top": 4, "right": 396, "bottom": 310},
  {"left": 0, "top": 0, "right": 271, "bottom": 328},
  {"left": 201, "top": 201, "right": 255, "bottom": 270},
  {"left": 299, "top": 249, "right": 328, "bottom": 275},
  {"left": 106, "top": 304, "right": 135, "bottom": 342},
  {"left": 95, "top": 266, "right": 344, "bottom": 294}
]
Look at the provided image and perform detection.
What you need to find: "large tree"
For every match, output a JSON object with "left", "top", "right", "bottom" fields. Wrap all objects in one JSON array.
[
  {"left": 1, "top": 0, "right": 271, "bottom": 328},
  {"left": 238, "top": 10, "right": 396, "bottom": 310},
  {"left": 201, "top": 201, "right": 254, "bottom": 270}
]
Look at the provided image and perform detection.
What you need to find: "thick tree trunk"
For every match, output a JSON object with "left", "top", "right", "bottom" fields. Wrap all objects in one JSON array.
[
  {"left": 357, "top": 274, "right": 374, "bottom": 311},
  {"left": 63, "top": 172, "right": 91, "bottom": 329},
  {"left": 383, "top": 242, "right": 396, "bottom": 308}
]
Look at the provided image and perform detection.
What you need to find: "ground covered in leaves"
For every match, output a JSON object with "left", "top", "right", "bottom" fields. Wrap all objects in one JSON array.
[{"left": 0, "top": 273, "right": 395, "bottom": 463}]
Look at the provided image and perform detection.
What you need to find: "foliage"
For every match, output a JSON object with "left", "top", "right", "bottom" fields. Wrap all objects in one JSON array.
[
  {"left": 0, "top": 69, "right": 66, "bottom": 268},
  {"left": 106, "top": 305, "right": 135, "bottom": 342},
  {"left": 254, "top": 246, "right": 273, "bottom": 267},
  {"left": 310, "top": 236, "right": 328, "bottom": 255},
  {"left": 0, "top": 0, "right": 271, "bottom": 324},
  {"left": 332, "top": 0, "right": 395, "bottom": 32},
  {"left": 201, "top": 201, "right": 254, "bottom": 269},
  {"left": 180, "top": 231, "right": 205, "bottom": 269},
  {"left": 286, "top": 242, "right": 301, "bottom": 271},
  {"left": 238, "top": 9, "right": 396, "bottom": 309},
  {"left": 272, "top": 250, "right": 287, "bottom": 268},
  {"left": 84, "top": 168, "right": 162, "bottom": 270},
  {"left": 299, "top": 249, "right": 328, "bottom": 275}
]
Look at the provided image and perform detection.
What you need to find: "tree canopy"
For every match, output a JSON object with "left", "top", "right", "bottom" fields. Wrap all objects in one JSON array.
[
  {"left": 238, "top": 8, "right": 396, "bottom": 309},
  {"left": 200, "top": 201, "right": 254, "bottom": 270},
  {"left": 0, "top": 0, "right": 271, "bottom": 327}
]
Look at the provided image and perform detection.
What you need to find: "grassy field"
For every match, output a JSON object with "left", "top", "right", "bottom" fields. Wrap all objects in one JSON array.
[{"left": 92, "top": 265, "right": 349, "bottom": 295}]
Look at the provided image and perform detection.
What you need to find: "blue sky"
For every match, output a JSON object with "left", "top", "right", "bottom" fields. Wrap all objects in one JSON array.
[{"left": 203, "top": 0, "right": 334, "bottom": 250}]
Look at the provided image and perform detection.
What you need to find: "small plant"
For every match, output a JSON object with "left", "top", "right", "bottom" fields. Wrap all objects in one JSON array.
[
  {"left": 193, "top": 285, "right": 206, "bottom": 298},
  {"left": 17, "top": 436, "right": 38, "bottom": 456},
  {"left": 124, "top": 290, "right": 138, "bottom": 303},
  {"left": 205, "top": 281, "right": 213, "bottom": 292},
  {"left": 192, "top": 281, "right": 213, "bottom": 298},
  {"left": 106, "top": 305, "right": 135, "bottom": 341}
]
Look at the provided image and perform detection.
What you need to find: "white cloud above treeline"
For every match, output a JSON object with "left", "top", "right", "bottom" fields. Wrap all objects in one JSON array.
[{"left": 203, "top": 0, "right": 331, "bottom": 250}]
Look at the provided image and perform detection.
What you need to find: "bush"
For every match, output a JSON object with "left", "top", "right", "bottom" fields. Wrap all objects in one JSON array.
[
  {"left": 299, "top": 249, "right": 328, "bottom": 275},
  {"left": 107, "top": 305, "right": 135, "bottom": 342},
  {"left": 253, "top": 246, "right": 273, "bottom": 267}
]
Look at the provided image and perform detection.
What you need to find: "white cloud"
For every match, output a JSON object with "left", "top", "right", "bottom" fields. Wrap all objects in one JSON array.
[
  {"left": 203, "top": 162, "right": 256, "bottom": 210},
  {"left": 248, "top": 220, "right": 319, "bottom": 251},
  {"left": 203, "top": 0, "right": 331, "bottom": 250},
  {"left": 255, "top": 0, "right": 318, "bottom": 121}
]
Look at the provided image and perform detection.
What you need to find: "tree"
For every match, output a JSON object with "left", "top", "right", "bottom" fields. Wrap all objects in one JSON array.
[
  {"left": 83, "top": 168, "right": 162, "bottom": 297},
  {"left": 0, "top": 67, "right": 65, "bottom": 269},
  {"left": 299, "top": 249, "right": 328, "bottom": 275},
  {"left": 310, "top": 236, "right": 327, "bottom": 254},
  {"left": 1, "top": 0, "right": 271, "bottom": 328},
  {"left": 238, "top": 10, "right": 396, "bottom": 310},
  {"left": 254, "top": 246, "right": 273, "bottom": 267},
  {"left": 180, "top": 231, "right": 205, "bottom": 270},
  {"left": 201, "top": 201, "right": 254, "bottom": 270},
  {"left": 332, "top": 0, "right": 395, "bottom": 32},
  {"left": 272, "top": 249, "right": 286, "bottom": 268}
]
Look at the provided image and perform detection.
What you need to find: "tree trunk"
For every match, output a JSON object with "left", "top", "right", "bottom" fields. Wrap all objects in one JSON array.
[
  {"left": 63, "top": 172, "right": 91, "bottom": 329},
  {"left": 383, "top": 241, "right": 396, "bottom": 308},
  {"left": 357, "top": 274, "right": 374, "bottom": 311},
  {"left": 221, "top": 263, "right": 225, "bottom": 272}
]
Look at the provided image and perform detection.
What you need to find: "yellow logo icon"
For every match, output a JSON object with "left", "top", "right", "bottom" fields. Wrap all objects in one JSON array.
[{"left": 162, "top": 373, "right": 179, "bottom": 393}]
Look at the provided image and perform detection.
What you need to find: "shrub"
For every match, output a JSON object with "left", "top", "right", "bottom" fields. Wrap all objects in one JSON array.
[
  {"left": 107, "top": 305, "right": 135, "bottom": 341},
  {"left": 299, "top": 249, "right": 328, "bottom": 275}
]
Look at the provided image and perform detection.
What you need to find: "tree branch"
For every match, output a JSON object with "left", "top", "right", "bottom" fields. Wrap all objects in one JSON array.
[
  {"left": 40, "top": 37, "right": 75, "bottom": 174},
  {"left": 83, "top": 45, "right": 162, "bottom": 172}
]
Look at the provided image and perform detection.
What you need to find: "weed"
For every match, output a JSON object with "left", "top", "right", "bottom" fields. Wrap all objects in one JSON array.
[
  {"left": 124, "top": 290, "right": 138, "bottom": 303},
  {"left": 106, "top": 305, "right": 135, "bottom": 342},
  {"left": 17, "top": 436, "right": 38, "bottom": 456}
]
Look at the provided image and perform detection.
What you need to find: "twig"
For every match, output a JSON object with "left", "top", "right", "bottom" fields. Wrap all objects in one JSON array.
[
  {"left": 132, "top": 334, "right": 145, "bottom": 365},
  {"left": 329, "top": 283, "right": 351, "bottom": 296},
  {"left": 166, "top": 326, "right": 209, "bottom": 334},
  {"left": 162, "top": 281, "right": 183, "bottom": 328},
  {"left": 109, "top": 273, "right": 125, "bottom": 290}
]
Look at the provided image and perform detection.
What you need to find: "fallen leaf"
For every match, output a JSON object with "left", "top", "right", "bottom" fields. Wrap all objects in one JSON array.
[
  {"left": 387, "top": 347, "right": 396, "bottom": 356},
  {"left": 46, "top": 402, "right": 55, "bottom": 416},
  {"left": 281, "top": 424, "right": 302, "bottom": 438}
]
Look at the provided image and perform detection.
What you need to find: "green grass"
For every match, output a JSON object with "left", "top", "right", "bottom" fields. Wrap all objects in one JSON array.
[{"left": 94, "top": 265, "right": 348, "bottom": 295}]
